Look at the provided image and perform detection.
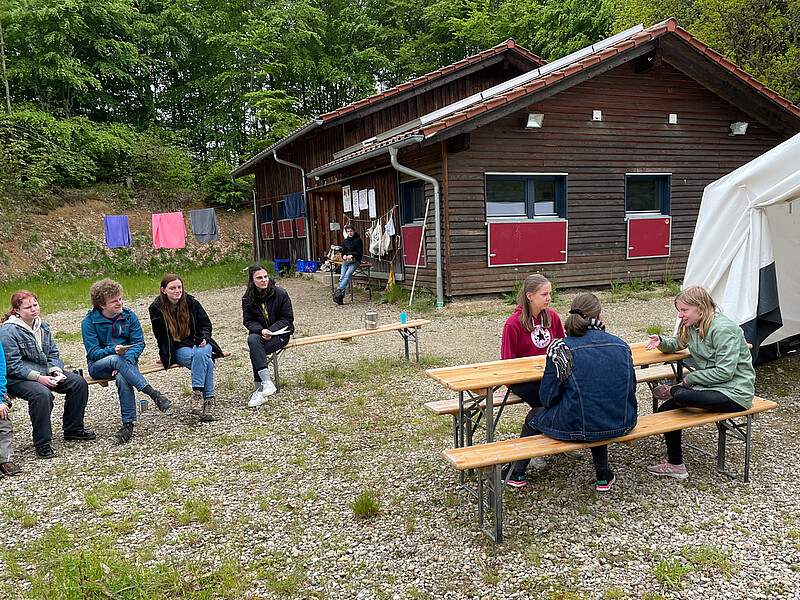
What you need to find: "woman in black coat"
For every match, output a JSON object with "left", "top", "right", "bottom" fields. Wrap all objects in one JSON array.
[
  {"left": 149, "top": 274, "right": 223, "bottom": 421},
  {"left": 242, "top": 264, "right": 294, "bottom": 407}
]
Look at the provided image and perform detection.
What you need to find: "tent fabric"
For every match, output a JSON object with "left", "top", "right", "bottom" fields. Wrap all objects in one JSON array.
[
  {"left": 103, "top": 215, "right": 132, "bottom": 248},
  {"left": 189, "top": 208, "right": 219, "bottom": 243},
  {"left": 152, "top": 212, "right": 187, "bottom": 249},
  {"left": 683, "top": 132, "right": 800, "bottom": 359}
]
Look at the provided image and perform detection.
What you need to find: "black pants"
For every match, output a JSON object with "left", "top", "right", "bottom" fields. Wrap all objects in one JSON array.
[
  {"left": 9, "top": 371, "right": 89, "bottom": 448},
  {"left": 657, "top": 385, "right": 742, "bottom": 465},
  {"left": 509, "top": 380, "right": 542, "bottom": 409},
  {"left": 511, "top": 406, "right": 613, "bottom": 481},
  {"left": 247, "top": 333, "right": 289, "bottom": 381}
]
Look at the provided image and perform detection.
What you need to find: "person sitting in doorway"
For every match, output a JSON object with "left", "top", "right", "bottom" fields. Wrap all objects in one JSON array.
[
  {"left": 81, "top": 279, "right": 172, "bottom": 444},
  {"left": 0, "top": 290, "right": 95, "bottom": 460},
  {"left": 149, "top": 274, "right": 223, "bottom": 422},
  {"left": 333, "top": 223, "right": 363, "bottom": 305},
  {"left": 243, "top": 264, "right": 294, "bottom": 407}
]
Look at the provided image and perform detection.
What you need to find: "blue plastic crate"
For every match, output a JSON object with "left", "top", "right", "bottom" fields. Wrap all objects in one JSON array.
[
  {"left": 297, "top": 260, "right": 318, "bottom": 273},
  {"left": 274, "top": 259, "right": 292, "bottom": 275}
]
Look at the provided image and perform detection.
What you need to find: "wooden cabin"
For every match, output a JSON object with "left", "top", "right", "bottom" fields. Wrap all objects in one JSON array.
[{"left": 231, "top": 19, "right": 800, "bottom": 303}]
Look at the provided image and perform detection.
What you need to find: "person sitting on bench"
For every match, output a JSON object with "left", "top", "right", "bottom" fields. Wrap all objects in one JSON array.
[
  {"left": 243, "top": 264, "right": 294, "bottom": 407},
  {"left": 149, "top": 274, "right": 223, "bottom": 422},
  {"left": 82, "top": 279, "right": 172, "bottom": 444},
  {"left": 0, "top": 290, "right": 95, "bottom": 459},
  {"left": 333, "top": 223, "right": 362, "bottom": 305},
  {"left": 645, "top": 285, "right": 755, "bottom": 480},
  {"left": 503, "top": 293, "right": 637, "bottom": 492}
]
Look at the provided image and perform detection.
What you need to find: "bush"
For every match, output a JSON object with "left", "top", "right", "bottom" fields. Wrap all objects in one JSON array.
[{"left": 201, "top": 162, "right": 251, "bottom": 208}]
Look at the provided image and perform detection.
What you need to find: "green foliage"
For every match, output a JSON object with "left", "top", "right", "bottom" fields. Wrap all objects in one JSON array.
[
  {"left": 645, "top": 324, "right": 664, "bottom": 335},
  {"left": 380, "top": 284, "right": 436, "bottom": 312},
  {"left": 201, "top": 162, "right": 250, "bottom": 207},
  {"left": 350, "top": 489, "right": 381, "bottom": 519},
  {"left": 653, "top": 556, "right": 693, "bottom": 590}
]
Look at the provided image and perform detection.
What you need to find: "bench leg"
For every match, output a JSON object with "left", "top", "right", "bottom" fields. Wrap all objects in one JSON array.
[
  {"left": 266, "top": 348, "right": 285, "bottom": 393},
  {"left": 716, "top": 414, "right": 753, "bottom": 483},
  {"left": 397, "top": 327, "right": 420, "bottom": 362},
  {"left": 476, "top": 465, "right": 504, "bottom": 543}
]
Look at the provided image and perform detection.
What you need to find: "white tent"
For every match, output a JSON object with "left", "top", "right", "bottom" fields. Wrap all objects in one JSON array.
[{"left": 683, "top": 132, "right": 800, "bottom": 361}]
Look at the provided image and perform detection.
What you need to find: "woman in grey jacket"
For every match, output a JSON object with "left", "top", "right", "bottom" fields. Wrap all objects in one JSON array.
[{"left": 0, "top": 290, "right": 94, "bottom": 459}]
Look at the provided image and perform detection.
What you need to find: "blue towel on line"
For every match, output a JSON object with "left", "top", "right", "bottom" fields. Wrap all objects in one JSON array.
[
  {"left": 104, "top": 215, "right": 132, "bottom": 248},
  {"left": 284, "top": 192, "right": 305, "bottom": 219}
]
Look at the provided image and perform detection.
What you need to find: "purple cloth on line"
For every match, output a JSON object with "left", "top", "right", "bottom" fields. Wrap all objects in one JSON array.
[{"left": 104, "top": 215, "right": 132, "bottom": 248}]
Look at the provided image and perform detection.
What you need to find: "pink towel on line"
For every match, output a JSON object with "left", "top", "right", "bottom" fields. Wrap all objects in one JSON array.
[{"left": 152, "top": 212, "right": 187, "bottom": 249}]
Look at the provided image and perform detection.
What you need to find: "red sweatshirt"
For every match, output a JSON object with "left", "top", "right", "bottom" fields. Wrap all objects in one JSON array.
[{"left": 501, "top": 305, "right": 564, "bottom": 360}]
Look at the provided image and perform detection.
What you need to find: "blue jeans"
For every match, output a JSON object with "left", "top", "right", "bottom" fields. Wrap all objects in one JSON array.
[
  {"left": 88, "top": 354, "right": 149, "bottom": 423},
  {"left": 337, "top": 260, "right": 360, "bottom": 294},
  {"left": 174, "top": 344, "right": 214, "bottom": 398}
]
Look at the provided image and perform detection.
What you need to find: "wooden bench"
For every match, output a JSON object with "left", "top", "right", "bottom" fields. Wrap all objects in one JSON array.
[
  {"left": 423, "top": 362, "right": 684, "bottom": 448},
  {"left": 441, "top": 396, "right": 778, "bottom": 542},
  {"left": 266, "top": 319, "right": 431, "bottom": 392}
]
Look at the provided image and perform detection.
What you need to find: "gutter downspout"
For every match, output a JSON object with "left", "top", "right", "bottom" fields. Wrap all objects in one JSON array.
[
  {"left": 273, "top": 151, "right": 312, "bottom": 262},
  {"left": 230, "top": 178, "right": 260, "bottom": 261},
  {"left": 389, "top": 147, "right": 444, "bottom": 309}
]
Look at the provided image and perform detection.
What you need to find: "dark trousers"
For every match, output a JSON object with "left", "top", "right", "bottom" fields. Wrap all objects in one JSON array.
[
  {"left": 509, "top": 380, "right": 542, "bottom": 409},
  {"left": 657, "top": 385, "right": 742, "bottom": 465},
  {"left": 8, "top": 371, "right": 89, "bottom": 448},
  {"left": 247, "top": 333, "right": 289, "bottom": 381}
]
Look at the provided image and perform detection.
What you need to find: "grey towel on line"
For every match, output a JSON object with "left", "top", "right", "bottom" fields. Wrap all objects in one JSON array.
[{"left": 189, "top": 208, "right": 219, "bottom": 243}]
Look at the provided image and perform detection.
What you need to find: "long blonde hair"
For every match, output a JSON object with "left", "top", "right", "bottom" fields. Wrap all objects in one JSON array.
[
  {"left": 517, "top": 274, "right": 551, "bottom": 331},
  {"left": 675, "top": 285, "right": 718, "bottom": 346}
]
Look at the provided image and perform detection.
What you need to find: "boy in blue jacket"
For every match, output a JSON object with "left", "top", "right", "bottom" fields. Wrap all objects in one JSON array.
[{"left": 81, "top": 279, "right": 171, "bottom": 443}]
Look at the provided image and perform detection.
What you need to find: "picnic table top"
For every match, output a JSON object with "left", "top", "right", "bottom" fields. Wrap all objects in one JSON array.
[
  {"left": 287, "top": 319, "right": 431, "bottom": 347},
  {"left": 425, "top": 341, "right": 691, "bottom": 392}
]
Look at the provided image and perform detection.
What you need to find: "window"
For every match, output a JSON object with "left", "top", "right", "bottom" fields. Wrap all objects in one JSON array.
[
  {"left": 625, "top": 174, "right": 671, "bottom": 214},
  {"left": 260, "top": 204, "right": 273, "bottom": 223},
  {"left": 400, "top": 180, "right": 426, "bottom": 224},
  {"left": 277, "top": 200, "right": 286, "bottom": 221},
  {"left": 485, "top": 174, "right": 566, "bottom": 219}
]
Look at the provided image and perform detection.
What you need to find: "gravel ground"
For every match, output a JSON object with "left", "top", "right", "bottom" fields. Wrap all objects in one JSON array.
[{"left": 1, "top": 275, "right": 798, "bottom": 599}]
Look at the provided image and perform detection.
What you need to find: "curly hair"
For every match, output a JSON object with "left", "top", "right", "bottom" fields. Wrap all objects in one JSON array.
[{"left": 89, "top": 279, "right": 123, "bottom": 310}]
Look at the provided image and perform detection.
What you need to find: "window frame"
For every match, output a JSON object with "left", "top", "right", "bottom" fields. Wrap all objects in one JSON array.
[
  {"left": 484, "top": 173, "right": 568, "bottom": 220},
  {"left": 624, "top": 173, "right": 671, "bottom": 215},
  {"left": 260, "top": 204, "right": 273, "bottom": 224},
  {"left": 399, "top": 179, "right": 427, "bottom": 225}
]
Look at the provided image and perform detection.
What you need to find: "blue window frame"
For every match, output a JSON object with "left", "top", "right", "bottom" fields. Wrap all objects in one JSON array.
[
  {"left": 485, "top": 174, "right": 567, "bottom": 219},
  {"left": 625, "top": 174, "right": 671, "bottom": 214}
]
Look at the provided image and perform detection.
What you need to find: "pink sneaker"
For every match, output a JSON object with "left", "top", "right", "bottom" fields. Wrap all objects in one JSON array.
[{"left": 647, "top": 461, "right": 689, "bottom": 480}]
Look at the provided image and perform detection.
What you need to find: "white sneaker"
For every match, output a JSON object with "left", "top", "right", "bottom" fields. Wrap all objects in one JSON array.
[
  {"left": 260, "top": 380, "right": 277, "bottom": 396},
  {"left": 248, "top": 390, "right": 267, "bottom": 408},
  {"left": 564, "top": 449, "right": 582, "bottom": 459},
  {"left": 530, "top": 456, "right": 547, "bottom": 470}
]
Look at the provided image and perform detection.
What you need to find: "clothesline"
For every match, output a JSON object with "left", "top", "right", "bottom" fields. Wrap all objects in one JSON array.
[{"left": 103, "top": 207, "right": 220, "bottom": 250}]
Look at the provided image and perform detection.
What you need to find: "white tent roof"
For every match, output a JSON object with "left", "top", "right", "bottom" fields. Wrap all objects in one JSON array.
[{"left": 684, "top": 133, "right": 800, "bottom": 352}]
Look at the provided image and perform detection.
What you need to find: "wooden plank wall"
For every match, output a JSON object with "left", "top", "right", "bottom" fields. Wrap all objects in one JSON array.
[{"left": 443, "top": 59, "right": 787, "bottom": 296}]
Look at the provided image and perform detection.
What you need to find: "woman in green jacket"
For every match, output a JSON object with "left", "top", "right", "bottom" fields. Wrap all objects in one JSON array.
[{"left": 645, "top": 285, "right": 755, "bottom": 480}]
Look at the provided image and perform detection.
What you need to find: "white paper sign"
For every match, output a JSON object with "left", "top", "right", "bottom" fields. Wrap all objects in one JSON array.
[
  {"left": 352, "top": 189, "right": 360, "bottom": 217},
  {"left": 342, "top": 185, "right": 352, "bottom": 212},
  {"left": 359, "top": 189, "right": 368, "bottom": 210},
  {"left": 368, "top": 189, "right": 376, "bottom": 218}
]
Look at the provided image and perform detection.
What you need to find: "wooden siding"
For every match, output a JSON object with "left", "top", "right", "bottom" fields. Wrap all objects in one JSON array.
[{"left": 440, "top": 59, "right": 788, "bottom": 296}]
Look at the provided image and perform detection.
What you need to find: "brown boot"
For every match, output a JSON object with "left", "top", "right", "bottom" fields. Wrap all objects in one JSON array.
[
  {"left": 201, "top": 397, "right": 215, "bottom": 422},
  {"left": 190, "top": 391, "right": 202, "bottom": 415}
]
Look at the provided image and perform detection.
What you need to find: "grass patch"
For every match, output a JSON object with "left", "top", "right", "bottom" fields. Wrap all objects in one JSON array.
[
  {"left": 350, "top": 490, "right": 380, "bottom": 519},
  {"left": 645, "top": 324, "right": 664, "bottom": 335},
  {"left": 380, "top": 284, "right": 436, "bottom": 312},
  {"left": 653, "top": 556, "right": 693, "bottom": 590}
]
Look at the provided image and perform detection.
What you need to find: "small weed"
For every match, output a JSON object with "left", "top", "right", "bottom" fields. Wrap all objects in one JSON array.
[
  {"left": 653, "top": 556, "right": 692, "bottom": 590},
  {"left": 646, "top": 324, "right": 664, "bottom": 335},
  {"left": 603, "top": 587, "right": 625, "bottom": 599},
  {"left": 177, "top": 497, "right": 213, "bottom": 525},
  {"left": 240, "top": 461, "right": 264, "bottom": 472},
  {"left": 682, "top": 545, "right": 734, "bottom": 576},
  {"left": 350, "top": 489, "right": 380, "bottom": 519},
  {"left": 54, "top": 330, "right": 83, "bottom": 342},
  {"left": 154, "top": 466, "right": 172, "bottom": 489}
]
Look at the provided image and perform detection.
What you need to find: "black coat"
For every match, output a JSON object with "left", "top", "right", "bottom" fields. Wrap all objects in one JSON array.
[
  {"left": 149, "top": 294, "right": 223, "bottom": 367},
  {"left": 341, "top": 232, "right": 363, "bottom": 262},
  {"left": 242, "top": 283, "right": 294, "bottom": 339}
]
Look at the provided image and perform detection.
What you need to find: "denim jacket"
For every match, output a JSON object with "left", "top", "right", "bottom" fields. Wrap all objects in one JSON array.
[
  {"left": 81, "top": 307, "right": 145, "bottom": 366},
  {"left": 0, "top": 317, "right": 65, "bottom": 382},
  {"left": 533, "top": 329, "right": 638, "bottom": 441}
]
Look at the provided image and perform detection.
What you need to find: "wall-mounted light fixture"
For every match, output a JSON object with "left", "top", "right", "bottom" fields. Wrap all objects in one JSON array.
[
  {"left": 525, "top": 113, "right": 544, "bottom": 129},
  {"left": 668, "top": 113, "right": 678, "bottom": 124},
  {"left": 592, "top": 110, "right": 602, "bottom": 121},
  {"left": 730, "top": 121, "right": 749, "bottom": 136}
]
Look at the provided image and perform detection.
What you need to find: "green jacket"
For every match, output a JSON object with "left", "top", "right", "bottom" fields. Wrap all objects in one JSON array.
[{"left": 658, "top": 313, "right": 755, "bottom": 409}]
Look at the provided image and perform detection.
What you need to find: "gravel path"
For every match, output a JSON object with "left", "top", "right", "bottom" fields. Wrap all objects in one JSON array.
[{"left": 1, "top": 275, "right": 798, "bottom": 599}]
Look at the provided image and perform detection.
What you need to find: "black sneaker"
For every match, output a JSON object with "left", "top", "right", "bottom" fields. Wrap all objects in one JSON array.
[
  {"left": 114, "top": 422, "right": 134, "bottom": 444},
  {"left": 153, "top": 392, "right": 172, "bottom": 413},
  {"left": 333, "top": 293, "right": 344, "bottom": 305},
  {"left": 35, "top": 444, "right": 55, "bottom": 459},
  {"left": 64, "top": 428, "right": 97, "bottom": 441}
]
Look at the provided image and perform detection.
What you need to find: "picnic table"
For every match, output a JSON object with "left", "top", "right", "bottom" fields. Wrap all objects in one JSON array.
[{"left": 425, "top": 341, "right": 691, "bottom": 448}]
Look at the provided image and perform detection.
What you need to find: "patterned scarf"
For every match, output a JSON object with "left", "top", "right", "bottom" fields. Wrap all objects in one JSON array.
[{"left": 547, "top": 318, "right": 606, "bottom": 380}]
